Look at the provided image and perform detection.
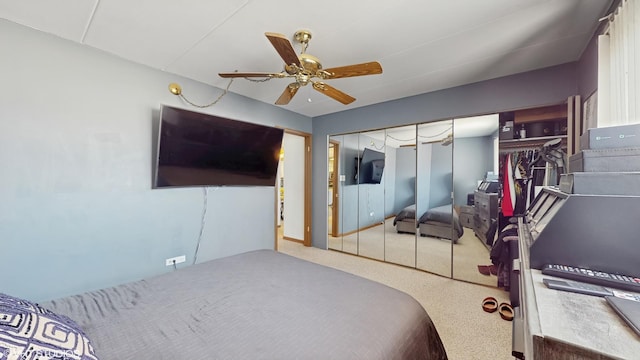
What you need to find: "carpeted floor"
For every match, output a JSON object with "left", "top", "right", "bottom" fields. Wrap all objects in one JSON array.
[{"left": 278, "top": 239, "right": 513, "bottom": 360}]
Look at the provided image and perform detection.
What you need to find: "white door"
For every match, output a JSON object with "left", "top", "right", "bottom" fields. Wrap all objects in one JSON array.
[{"left": 282, "top": 133, "right": 305, "bottom": 241}]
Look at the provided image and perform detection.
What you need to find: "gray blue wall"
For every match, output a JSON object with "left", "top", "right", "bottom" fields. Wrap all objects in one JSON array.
[
  {"left": 394, "top": 147, "right": 416, "bottom": 213},
  {"left": 312, "top": 63, "right": 578, "bottom": 248},
  {"left": 415, "top": 142, "right": 434, "bottom": 217},
  {"left": 384, "top": 146, "right": 397, "bottom": 217},
  {"left": 0, "top": 19, "right": 311, "bottom": 301},
  {"left": 427, "top": 142, "right": 453, "bottom": 209},
  {"left": 577, "top": 22, "right": 600, "bottom": 100},
  {"left": 453, "top": 136, "right": 495, "bottom": 206}
]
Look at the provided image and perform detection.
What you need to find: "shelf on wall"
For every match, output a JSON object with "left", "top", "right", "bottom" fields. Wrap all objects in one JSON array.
[
  {"left": 513, "top": 104, "right": 567, "bottom": 124},
  {"left": 499, "top": 135, "right": 567, "bottom": 151}
]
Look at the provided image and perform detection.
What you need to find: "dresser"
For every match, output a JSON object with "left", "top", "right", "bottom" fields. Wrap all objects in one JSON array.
[
  {"left": 473, "top": 190, "right": 498, "bottom": 245},
  {"left": 458, "top": 205, "right": 475, "bottom": 229},
  {"left": 513, "top": 217, "right": 640, "bottom": 359}
]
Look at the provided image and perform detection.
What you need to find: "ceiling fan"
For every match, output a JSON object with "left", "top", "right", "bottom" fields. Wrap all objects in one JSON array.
[{"left": 218, "top": 30, "right": 383, "bottom": 105}]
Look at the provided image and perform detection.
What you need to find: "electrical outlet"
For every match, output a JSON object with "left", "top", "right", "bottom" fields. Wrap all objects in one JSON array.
[{"left": 165, "top": 255, "right": 186, "bottom": 266}]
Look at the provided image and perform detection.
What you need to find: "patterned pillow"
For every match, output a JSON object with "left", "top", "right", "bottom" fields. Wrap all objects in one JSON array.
[{"left": 0, "top": 293, "right": 99, "bottom": 360}]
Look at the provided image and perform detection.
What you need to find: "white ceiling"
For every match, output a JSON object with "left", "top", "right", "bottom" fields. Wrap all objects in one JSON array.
[{"left": 0, "top": 0, "right": 611, "bottom": 118}]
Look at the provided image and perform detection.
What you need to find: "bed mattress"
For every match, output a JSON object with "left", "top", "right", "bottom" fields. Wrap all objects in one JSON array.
[
  {"left": 43, "top": 250, "right": 447, "bottom": 360},
  {"left": 396, "top": 219, "right": 418, "bottom": 234},
  {"left": 394, "top": 204, "right": 463, "bottom": 240},
  {"left": 394, "top": 204, "right": 417, "bottom": 224},
  {"left": 419, "top": 222, "right": 459, "bottom": 242},
  {"left": 418, "top": 204, "right": 464, "bottom": 240}
]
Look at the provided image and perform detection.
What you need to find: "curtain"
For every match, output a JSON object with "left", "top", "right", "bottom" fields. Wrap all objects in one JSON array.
[{"left": 598, "top": 0, "right": 640, "bottom": 127}]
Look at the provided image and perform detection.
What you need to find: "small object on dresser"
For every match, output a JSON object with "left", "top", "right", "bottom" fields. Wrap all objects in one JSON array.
[
  {"left": 542, "top": 278, "right": 613, "bottom": 297},
  {"left": 605, "top": 296, "right": 640, "bottom": 338},
  {"left": 541, "top": 264, "right": 640, "bottom": 293},
  {"left": 519, "top": 124, "right": 527, "bottom": 139}
]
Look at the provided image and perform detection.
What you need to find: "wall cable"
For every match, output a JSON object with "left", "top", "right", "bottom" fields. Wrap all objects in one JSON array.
[{"left": 192, "top": 187, "right": 209, "bottom": 265}]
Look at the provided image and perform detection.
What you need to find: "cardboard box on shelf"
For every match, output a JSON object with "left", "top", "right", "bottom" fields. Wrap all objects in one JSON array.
[
  {"left": 500, "top": 121, "right": 514, "bottom": 140},
  {"left": 580, "top": 123, "right": 640, "bottom": 150}
]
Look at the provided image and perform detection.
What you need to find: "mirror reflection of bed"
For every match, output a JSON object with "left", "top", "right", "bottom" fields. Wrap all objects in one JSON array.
[{"left": 328, "top": 114, "right": 499, "bottom": 287}]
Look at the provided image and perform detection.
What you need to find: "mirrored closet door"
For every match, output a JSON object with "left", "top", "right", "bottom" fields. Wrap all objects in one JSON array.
[
  {"left": 384, "top": 125, "right": 417, "bottom": 267},
  {"left": 451, "top": 115, "right": 499, "bottom": 286},
  {"left": 416, "top": 120, "right": 453, "bottom": 277},
  {"left": 328, "top": 133, "right": 359, "bottom": 255},
  {"left": 356, "top": 130, "right": 386, "bottom": 261},
  {"left": 327, "top": 114, "right": 498, "bottom": 286}
]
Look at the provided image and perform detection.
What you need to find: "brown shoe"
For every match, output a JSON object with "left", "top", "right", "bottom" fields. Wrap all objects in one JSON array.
[
  {"left": 482, "top": 297, "right": 498, "bottom": 313},
  {"left": 499, "top": 303, "right": 514, "bottom": 321},
  {"left": 478, "top": 265, "right": 491, "bottom": 276}
]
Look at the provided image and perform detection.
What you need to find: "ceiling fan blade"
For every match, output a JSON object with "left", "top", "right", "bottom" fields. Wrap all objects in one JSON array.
[
  {"left": 312, "top": 82, "right": 355, "bottom": 105},
  {"left": 275, "top": 83, "right": 300, "bottom": 105},
  {"left": 265, "top": 32, "right": 301, "bottom": 67},
  {"left": 218, "top": 72, "right": 279, "bottom": 78},
  {"left": 322, "top": 61, "right": 383, "bottom": 79}
]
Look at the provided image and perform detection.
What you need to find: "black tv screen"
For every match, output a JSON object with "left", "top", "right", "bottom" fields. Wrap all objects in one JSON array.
[
  {"left": 154, "top": 105, "right": 284, "bottom": 188},
  {"left": 358, "top": 148, "right": 385, "bottom": 184}
]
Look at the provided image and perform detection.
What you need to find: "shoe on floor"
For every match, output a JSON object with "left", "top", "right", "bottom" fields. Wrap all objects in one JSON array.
[
  {"left": 482, "top": 297, "right": 498, "bottom": 313},
  {"left": 489, "top": 264, "right": 497, "bottom": 275},
  {"left": 477, "top": 265, "right": 491, "bottom": 276},
  {"left": 499, "top": 302, "right": 514, "bottom": 321}
]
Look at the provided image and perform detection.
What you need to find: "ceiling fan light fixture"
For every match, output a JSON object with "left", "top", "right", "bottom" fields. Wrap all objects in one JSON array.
[
  {"left": 299, "top": 53, "right": 322, "bottom": 73},
  {"left": 297, "top": 74, "right": 311, "bottom": 86},
  {"left": 218, "top": 30, "right": 382, "bottom": 106}
]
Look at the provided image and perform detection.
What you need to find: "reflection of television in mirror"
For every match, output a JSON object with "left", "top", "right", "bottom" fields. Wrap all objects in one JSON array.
[
  {"left": 357, "top": 148, "right": 385, "bottom": 184},
  {"left": 154, "top": 105, "right": 284, "bottom": 188}
]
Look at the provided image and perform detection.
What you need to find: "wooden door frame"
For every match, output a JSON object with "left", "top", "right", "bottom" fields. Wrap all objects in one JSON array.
[
  {"left": 329, "top": 140, "right": 340, "bottom": 237},
  {"left": 274, "top": 129, "right": 312, "bottom": 249}
]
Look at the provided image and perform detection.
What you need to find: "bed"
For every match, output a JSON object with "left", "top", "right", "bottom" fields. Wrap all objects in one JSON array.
[
  {"left": 418, "top": 204, "right": 464, "bottom": 243},
  {"left": 393, "top": 204, "right": 419, "bottom": 234},
  {"left": 2, "top": 250, "right": 448, "bottom": 359},
  {"left": 394, "top": 204, "right": 463, "bottom": 243}
]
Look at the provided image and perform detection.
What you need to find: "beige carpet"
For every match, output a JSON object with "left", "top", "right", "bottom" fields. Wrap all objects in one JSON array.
[{"left": 278, "top": 239, "right": 513, "bottom": 360}]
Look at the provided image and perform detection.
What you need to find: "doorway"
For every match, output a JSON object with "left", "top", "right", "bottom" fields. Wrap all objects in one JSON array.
[
  {"left": 275, "top": 130, "right": 312, "bottom": 249},
  {"left": 328, "top": 140, "right": 339, "bottom": 237}
]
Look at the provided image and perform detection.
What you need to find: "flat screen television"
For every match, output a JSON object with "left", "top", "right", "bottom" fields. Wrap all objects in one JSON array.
[
  {"left": 357, "top": 148, "right": 385, "bottom": 184},
  {"left": 154, "top": 105, "right": 284, "bottom": 188}
]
